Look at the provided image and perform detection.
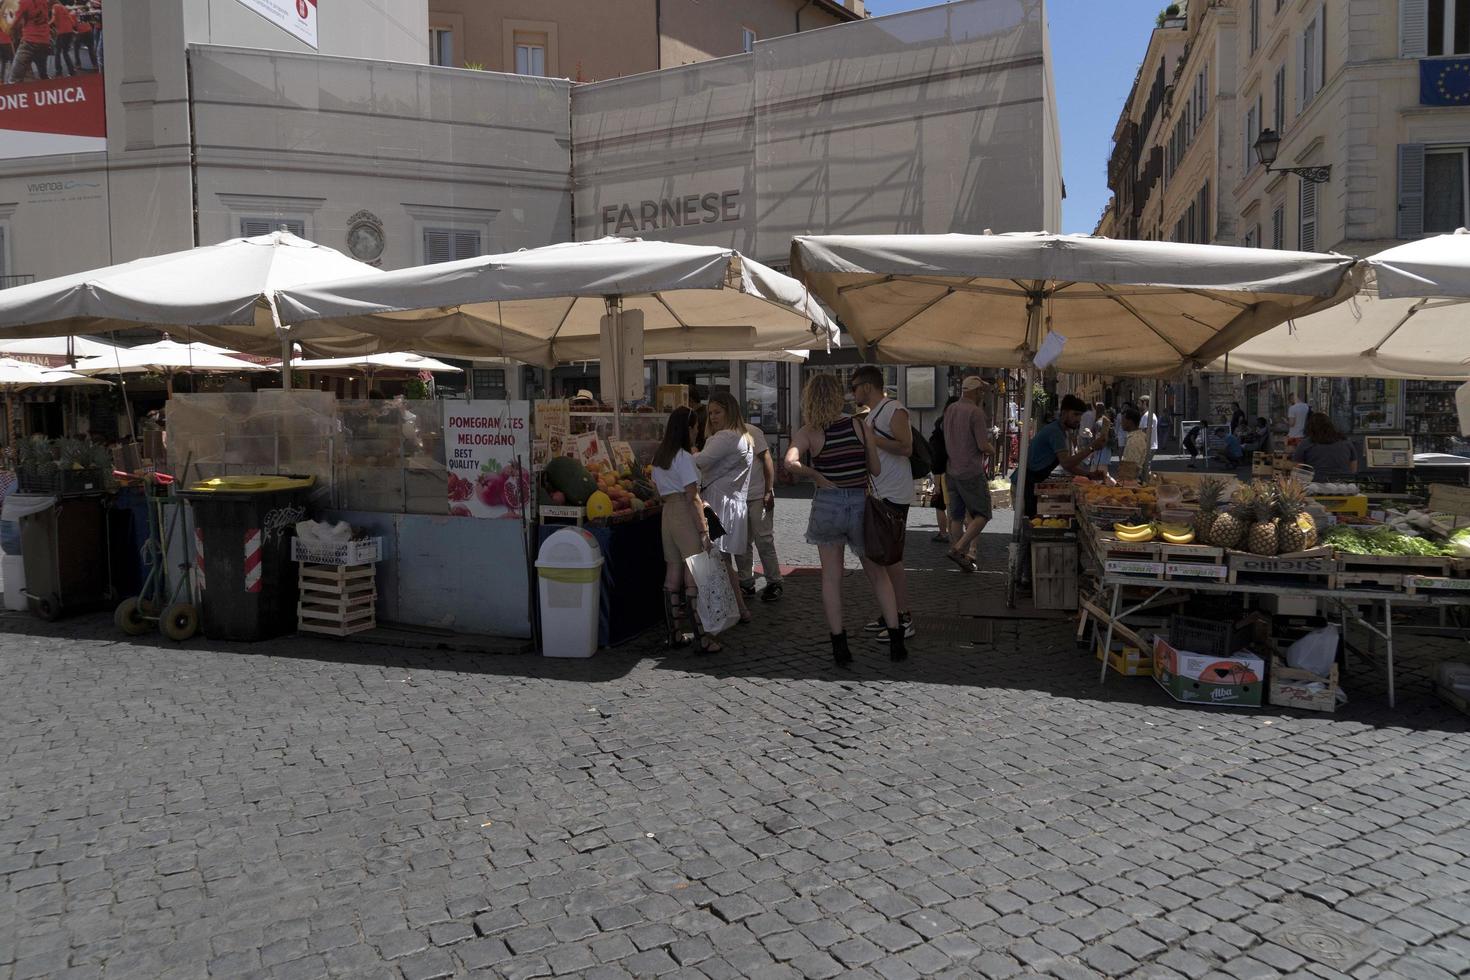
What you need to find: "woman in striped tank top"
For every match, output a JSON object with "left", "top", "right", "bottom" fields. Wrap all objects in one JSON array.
[{"left": 784, "top": 373, "right": 906, "bottom": 666}]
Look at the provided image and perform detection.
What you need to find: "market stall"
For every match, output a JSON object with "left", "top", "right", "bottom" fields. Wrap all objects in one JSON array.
[{"left": 790, "top": 232, "right": 1361, "bottom": 607}]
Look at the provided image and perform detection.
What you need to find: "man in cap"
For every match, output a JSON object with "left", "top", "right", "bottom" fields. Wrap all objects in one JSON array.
[{"left": 941, "top": 376, "right": 994, "bottom": 572}]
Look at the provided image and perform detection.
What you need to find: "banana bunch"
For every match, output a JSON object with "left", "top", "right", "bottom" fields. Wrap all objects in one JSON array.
[
  {"left": 1112, "top": 522, "right": 1195, "bottom": 545},
  {"left": 1113, "top": 522, "right": 1156, "bottom": 542}
]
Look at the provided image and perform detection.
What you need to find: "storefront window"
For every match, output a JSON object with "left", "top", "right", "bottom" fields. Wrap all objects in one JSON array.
[
  {"left": 801, "top": 365, "right": 898, "bottom": 416},
  {"left": 742, "top": 362, "right": 785, "bottom": 433},
  {"left": 667, "top": 361, "right": 732, "bottom": 402}
]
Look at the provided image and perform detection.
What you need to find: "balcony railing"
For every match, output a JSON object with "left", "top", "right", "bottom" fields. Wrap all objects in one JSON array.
[{"left": 0, "top": 275, "right": 35, "bottom": 289}]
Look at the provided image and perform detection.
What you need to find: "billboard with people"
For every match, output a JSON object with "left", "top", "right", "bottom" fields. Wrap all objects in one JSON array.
[{"left": 0, "top": 0, "right": 105, "bottom": 159}]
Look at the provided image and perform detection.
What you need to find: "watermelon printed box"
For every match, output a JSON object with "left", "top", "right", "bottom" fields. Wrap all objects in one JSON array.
[{"left": 1152, "top": 637, "right": 1264, "bottom": 708}]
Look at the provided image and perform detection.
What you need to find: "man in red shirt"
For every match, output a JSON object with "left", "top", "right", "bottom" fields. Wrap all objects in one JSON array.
[
  {"left": 6, "top": 0, "right": 52, "bottom": 84},
  {"left": 49, "top": 2, "right": 76, "bottom": 76}
]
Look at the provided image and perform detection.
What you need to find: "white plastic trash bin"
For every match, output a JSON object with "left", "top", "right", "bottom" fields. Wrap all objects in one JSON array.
[
  {"left": 536, "top": 527, "right": 603, "bottom": 657},
  {"left": 1, "top": 555, "right": 24, "bottom": 612}
]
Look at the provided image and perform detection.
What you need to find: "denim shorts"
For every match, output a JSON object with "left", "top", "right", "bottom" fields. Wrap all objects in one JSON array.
[{"left": 806, "top": 487, "right": 867, "bottom": 550}]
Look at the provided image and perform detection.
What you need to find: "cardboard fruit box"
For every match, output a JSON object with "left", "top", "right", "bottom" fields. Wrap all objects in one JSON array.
[{"left": 1153, "top": 637, "right": 1265, "bottom": 708}]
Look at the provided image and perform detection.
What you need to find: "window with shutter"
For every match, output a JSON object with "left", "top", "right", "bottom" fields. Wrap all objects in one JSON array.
[
  {"left": 1271, "top": 205, "right": 1285, "bottom": 249},
  {"left": 1404, "top": 0, "right": 1429, "bottom": 57},
  {"left": 0, "top": 225, "right": 7, "bottom": 277},
  {"left": 241, "top": 218, "right": 306, "bottom": 238},
  {"left": 1199, "top": 182, "right": 1211, "bottom": 243},
  {"left": 1250, "top": 0, "right": 1260, "bottom": 53},
  {"left": 1273, "top": 65, "right": 1286, "bottom": 130},
  {"left": 422, "top": 227, "right": 482, "bottom": 265},
  {"left": 1398, "top": 143, "right": 1427, "bottom": 238},
  {"left": 1424, "top": 148, "right": 1467, "bottom": 233},
  {"left": 1301, "top": 13, "right": 1320, "bottom": 108},
  {"left": 1428, "top": 0, "right": 1470, "bottom": 55},
  {"left": 1299, "top": 180, "right": 1317, "bottom": 251}
]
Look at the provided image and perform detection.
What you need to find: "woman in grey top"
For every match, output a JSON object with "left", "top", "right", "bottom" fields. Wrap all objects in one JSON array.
[{"left": 1291, "top": 412, "right": 1358, "bottom": 475}]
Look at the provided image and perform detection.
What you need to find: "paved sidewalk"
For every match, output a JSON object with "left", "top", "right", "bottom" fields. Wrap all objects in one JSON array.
[{"left": 2, "top": 511, "right": 1470, "bottom": 980}]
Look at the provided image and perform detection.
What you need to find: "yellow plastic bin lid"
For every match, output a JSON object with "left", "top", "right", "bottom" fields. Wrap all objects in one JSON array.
[{"left": 186, "top": 475, "right": 316, "bottom": 494}]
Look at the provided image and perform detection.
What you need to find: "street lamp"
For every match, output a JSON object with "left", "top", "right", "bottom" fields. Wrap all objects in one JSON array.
[{"left": 1252, "top": 128, "right": 1331, "bottom": 183}]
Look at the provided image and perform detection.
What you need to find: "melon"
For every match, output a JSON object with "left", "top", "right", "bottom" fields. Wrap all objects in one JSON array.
[
  {"left": 545, "top": 457, "right": 597, "bottom": 506},
  {"left": 586, "top": 490, "right": 614, "bottom": 520}
]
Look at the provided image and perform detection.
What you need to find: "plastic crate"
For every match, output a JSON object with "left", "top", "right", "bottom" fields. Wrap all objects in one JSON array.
[
  {"left": 18, "top": 467, "right": 110, "bottom": 496},
  {"left": 1168, "top": 613, "right": 1233, "bottom": 658},
  {"left": 291, "top": 537, "right": 383, "bottom": 567}
]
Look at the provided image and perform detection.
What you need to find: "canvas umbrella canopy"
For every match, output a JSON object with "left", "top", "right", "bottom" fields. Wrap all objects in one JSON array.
[
  {"left": 293, "top": 353, "right": 462, "bottom": 375},
  {"left": 1206, "top": 230, "right": 1470, "bottom": 379},
  {"left": 275, "top": 237, "right": 839, "bottom": 366},
  {"left": 0, "top": 232, "right": 384, "bottom": 376},
  {"left": 57, "top": 339, "right": 270, "bottom": 397},
  {"left": 790, "top": 232, "right": 1361, "bottom": 607},
  {"left": 0, "top": 336, "right": 121, "bottom": 363}
]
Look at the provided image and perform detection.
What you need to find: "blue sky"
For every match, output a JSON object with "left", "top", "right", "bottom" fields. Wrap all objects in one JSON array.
[{"left": 864, "top": 0, "right": 1166, "bottom": 233}]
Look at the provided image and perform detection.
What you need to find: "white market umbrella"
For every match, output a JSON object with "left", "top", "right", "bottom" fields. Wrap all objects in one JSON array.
[
  {"left": 790, "top": 232, "right": 1361, "bottom": 607},
  {"left": 59, "top": 339, "right": 270, "bottom": 396},
  {"left": 0, "top": 336, "right": 121, "bottom": 362},
  {"left": 275, "top": 237, "right": 839, "bottom": 366},
  {"left": 1208, "top": 230, "right": 1470, "bottom": 379},
  {"left": 293, "top": 352, "right": 462, "bottom": 374},
  {"left": 0, "top": 232, "right": 384, "bottom": 379}
]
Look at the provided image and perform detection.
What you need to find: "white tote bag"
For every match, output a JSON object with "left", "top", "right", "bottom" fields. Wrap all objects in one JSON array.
[{"left": 684, "top": 549, "right": 740, "bottom": 635}]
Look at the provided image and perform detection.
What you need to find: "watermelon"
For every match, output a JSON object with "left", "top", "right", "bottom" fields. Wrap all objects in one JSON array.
[{"left": 545, "top": 457, "right": 597, "bottom": 506}]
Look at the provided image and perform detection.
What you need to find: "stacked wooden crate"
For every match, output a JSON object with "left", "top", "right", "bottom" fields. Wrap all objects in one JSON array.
[{"left": 291, "top": 538, "right": 382, "bottom": 637}]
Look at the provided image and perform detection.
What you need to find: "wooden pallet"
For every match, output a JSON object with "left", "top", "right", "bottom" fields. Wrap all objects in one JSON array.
[
  {"left": 1405, "top": 575, "right": 1470, "bottom": 596},
  {"left": 1330, "top": 554, "right": 1455, "bottom": 593}
]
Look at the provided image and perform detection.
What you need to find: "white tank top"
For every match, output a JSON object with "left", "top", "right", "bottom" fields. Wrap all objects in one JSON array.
[{"left": 869, "top": 398, "right": 916, "bottom": 506}]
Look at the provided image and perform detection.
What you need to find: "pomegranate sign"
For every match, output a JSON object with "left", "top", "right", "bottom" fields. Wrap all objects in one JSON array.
[{"left": 444, "top": 401, "right": 531, "bottom": 520}]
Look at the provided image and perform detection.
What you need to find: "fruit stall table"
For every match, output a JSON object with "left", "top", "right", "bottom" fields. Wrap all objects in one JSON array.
[
  {"left": 1086, "top": 571, "right": 1470, "bottom": 708},
  {"left": 537, "top": 514, "right": 664, "bottom": 647}
]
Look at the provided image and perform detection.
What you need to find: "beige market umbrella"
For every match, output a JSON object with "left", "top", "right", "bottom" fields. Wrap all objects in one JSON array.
[
  {"left": 1208, "top": 230, "right": 1470, "bottom": 379},
  {"left": 0, "top": 232, "right": 383, "bottom": 380},
  {"left": 0, "top": 358, "right": 112, "bottom": 447},
  {"left": 61, "top": 339, "right": 271, "bottom": 395}
]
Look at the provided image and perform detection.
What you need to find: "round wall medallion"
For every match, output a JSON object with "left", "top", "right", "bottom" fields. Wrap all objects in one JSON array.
[{"left": 346, "top": 210, "right": 385, "bottom": 264}]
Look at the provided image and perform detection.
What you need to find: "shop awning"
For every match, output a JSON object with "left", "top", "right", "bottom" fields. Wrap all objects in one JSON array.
[
  {"left": 790, "top": 232, "right": 1360, "bottom": 377},
  {"left": 276, "top": 237, "right": 839, "bottom": 366},
  {"left": 293, "top": 353, "right": 462, "bottom": 374},
  {"left": 1206, "top": 231, "right": 1470, "bottom": 380},
  {"left": 0, "top": 232, "right": 382, "bottom": 357}
]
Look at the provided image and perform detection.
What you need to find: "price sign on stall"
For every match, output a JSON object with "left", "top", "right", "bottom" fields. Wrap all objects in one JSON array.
[{"left": 444, "top": 401, "right": 531, "bottom": 519}]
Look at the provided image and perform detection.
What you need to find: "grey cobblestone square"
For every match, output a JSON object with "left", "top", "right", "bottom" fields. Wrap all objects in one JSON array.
[{"left": 2, "top": 508, "right": 1470, "bottom": 978}]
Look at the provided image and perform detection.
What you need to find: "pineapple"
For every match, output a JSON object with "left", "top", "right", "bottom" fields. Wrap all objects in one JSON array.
[
  {"left": 1246, "top": 480, "right": 1282, "bottom": 556},
  {"left": 1274, "top": 478, "right": 1316, "bottom": 554},
  {"left": 1194, "top": 477, "right": 1225, "bottom": 543},
  {"left": 1210, "top": 483, "right": 1249, "bottom": 550}
]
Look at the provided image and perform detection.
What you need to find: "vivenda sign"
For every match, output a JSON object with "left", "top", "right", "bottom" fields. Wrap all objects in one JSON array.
[{"left": 599, "top": 190, "right": 742, "bottom": 235}]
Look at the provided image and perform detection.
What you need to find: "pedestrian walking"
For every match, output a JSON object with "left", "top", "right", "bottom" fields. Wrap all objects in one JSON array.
[
  {"left": 1117, "top": 408, "right": 1148, "bottom": 482},
  {"left": 784, "top": 373, "right": 905, "bottom": 666},
  {"left": 929, "top": 398, "right": 955, "bottom": 543},
  {"left": 942, "top": 376, "right": 994, "bottom": 572},
  {"left": 695, "top": 392, "right": 754, "bottom": 625},
  {"left": 1138, "top": 395, "right": 1159, "bottom": 452},
  {"left": 651, "top": 407, "right": 721, "bottom": 653},
  {"left": 6, "top": 0, "right": 52, "bottom": 83},
  {"left": 735, "top": 420, "right": 783, "bottom": 603},
  {"left": 849, "top": 366, "right": 916, "bottom": 639}
]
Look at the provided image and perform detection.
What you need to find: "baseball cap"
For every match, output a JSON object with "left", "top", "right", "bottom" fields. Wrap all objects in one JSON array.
[{"left": 960, "top": 375, "right": 987, "bottom": 392}]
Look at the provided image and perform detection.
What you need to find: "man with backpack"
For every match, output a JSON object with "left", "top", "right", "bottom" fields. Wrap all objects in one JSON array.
[
  {"left": 942, "top": 376, "right": 993, "bottom": 573},
  {"left": 850, "top": 365, "right": 921, "bottom": 639}
]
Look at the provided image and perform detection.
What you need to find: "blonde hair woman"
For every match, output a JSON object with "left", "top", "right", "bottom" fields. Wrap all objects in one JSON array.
[
  {"left": 696, "top": 392, "right": 755, "bottom": 624},
  {"left": 784, "top": 373, "right": 905, "bottom": 666}
]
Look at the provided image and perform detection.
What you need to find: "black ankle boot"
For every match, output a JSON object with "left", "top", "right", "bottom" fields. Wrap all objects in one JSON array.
[
  {"left": 831, "top": 631, "right": 852, "bottom": 666},
  {"left": 888, "top": 626, "right": 908, "bottom": 662}
]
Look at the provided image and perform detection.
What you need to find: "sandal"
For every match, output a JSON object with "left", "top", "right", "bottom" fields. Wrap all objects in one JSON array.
[
  {"left": 698, "top": 635, "right": 723, "bottom": 654},
  {"left": 930, "top": 532, "right": 949, "bottom": 543},
  {"left": 946, "top": 550, "right": 976, "bottom": 573}
]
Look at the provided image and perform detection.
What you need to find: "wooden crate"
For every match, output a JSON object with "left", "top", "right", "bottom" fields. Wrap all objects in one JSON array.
[
  {"left": 1031, "top": 541, "right": 1078, "bottom": 610},
  {"left": 1227, "top": 548, "right": 1335, "bottom": 586},
  {"left": 1251, "top": 452, "right": 1274, "bottom": 478},
  {"left": 1268, "top": 657, "right": 1340, "bottom": 713},
  {"left": 298, "top": 563, "right": 377, "bottom": 637},
  {"left": 1332, "top": 553, "right": 1454, "bottom": 593}
]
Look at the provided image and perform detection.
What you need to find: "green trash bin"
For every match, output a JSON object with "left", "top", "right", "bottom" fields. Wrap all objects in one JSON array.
[{"left": 181, "top": 476, "right": 315, "bottom": 641}]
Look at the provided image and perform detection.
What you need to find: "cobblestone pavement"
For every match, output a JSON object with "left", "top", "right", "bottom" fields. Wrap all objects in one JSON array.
[{"left": 3, "top": 503, "right": 1470, "bottom": 980}]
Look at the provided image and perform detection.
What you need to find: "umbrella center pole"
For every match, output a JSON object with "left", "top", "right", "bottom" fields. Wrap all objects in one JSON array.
[
  {"left": 1007, "top": 296, "right": 1043, "bottom": 609},
  {"left": 606, "top": 296, "right": 623, "bottom": 443}
]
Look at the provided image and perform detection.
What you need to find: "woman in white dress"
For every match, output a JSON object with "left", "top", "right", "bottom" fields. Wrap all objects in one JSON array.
[{"left": 696, "top": 392, "right": 755, "bottom": 624}]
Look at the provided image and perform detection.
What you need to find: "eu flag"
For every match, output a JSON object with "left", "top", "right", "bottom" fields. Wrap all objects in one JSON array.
[{"left": 1421, "top": 57, "right": 1470, "bottom": 106}]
